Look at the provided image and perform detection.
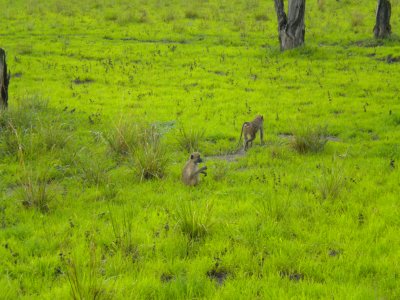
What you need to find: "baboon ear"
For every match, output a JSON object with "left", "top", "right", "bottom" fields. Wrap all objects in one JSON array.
[{"left": 190, "top": 154, "right": 194, "bottom": 159}]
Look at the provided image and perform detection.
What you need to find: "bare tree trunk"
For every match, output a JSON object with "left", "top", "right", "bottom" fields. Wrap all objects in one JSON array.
[
  {"left": 274, "top": 0, "right": 306, "bottom": 51},
  {"left": 374, "top": 0, "right": 391, "bottom": 38},
  {"left": 0, "top": 48, "right": 10, "bottom": 109}
]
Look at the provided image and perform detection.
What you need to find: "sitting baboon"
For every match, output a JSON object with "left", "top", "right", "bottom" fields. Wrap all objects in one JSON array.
[
  {"left": 182, "top": 152, "right": 207, "bottom": 186},
  {"left": 238, "top": 115, "right": 264, "bottom": 150}
]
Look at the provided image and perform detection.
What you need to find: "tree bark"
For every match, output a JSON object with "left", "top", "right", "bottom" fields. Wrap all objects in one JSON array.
[
  {"left": 274, "top": 0, "right": 306, "bottom": 51},
  {"left": 374, "top": 0, "right": 391, "bottom": 38},
  {"left": 0, "top": 48, "right": 10, "bottom": 109}
]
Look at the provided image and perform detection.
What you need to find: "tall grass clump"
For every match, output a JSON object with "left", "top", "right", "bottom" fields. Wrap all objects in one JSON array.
[
  {"left": 176, "top": 127, "right": 205, "bottom": 153},
  {"left": 39, "top": 122, "right": 71, "bottom": 151},
  {"left": 19, "top": 170, "right": 51, "bottom": 213},
  {"left": 105, "top": 121, "right": 139, "bottom": 157},
  {"left": 317, "top": 0, "right": 326, "bottom": 12},
  {"left": 0, "top": 121, "right": 22, "bottom": 156},
  {"left": 351, "top": 12, "right": 364, "bottom": 28},
  {"left": 6, "top": 94, "right": 48, "bottom": 130},
  {"left": 134, "top": 125, "right": 169, "bottom": 180},
  {"left": 109, "top": 207, "right": 139, "bottom": 259},
  {"left": 290, "top": 125, "right": 328, "bottom": 154},
  {"left": 176, "top": 201, "right": 214, "bottom": 240},
  {"left": 62, "top": 240, "right": 110, "bottom": 300},
  {"left": 77, "top": 151, "right": 112, "bottom": 186},
  {"left": 316, "top": 163, "right": 346, "bottom": 200}
]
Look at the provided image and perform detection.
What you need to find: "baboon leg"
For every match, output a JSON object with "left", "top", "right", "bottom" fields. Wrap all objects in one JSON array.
[
  {"left": 245, "top": 134, "right": 255, "bottom": 150},
  {"left": 260, "top": 127, "right": 264, "bottom": 145},
  {"left": 243, "top": 133, "right": 249, "bottom": 149}
]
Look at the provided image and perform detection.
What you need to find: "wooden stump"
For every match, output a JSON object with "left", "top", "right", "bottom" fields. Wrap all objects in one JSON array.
[
  {"left": 274, "top": 0, "right": 306, "bottom": 51},
  {"left": 374, "top": 0, "right": 391, "bottom": 39},
  {"left": 0, "top": 48, "right": 10, "bottom": 109}
]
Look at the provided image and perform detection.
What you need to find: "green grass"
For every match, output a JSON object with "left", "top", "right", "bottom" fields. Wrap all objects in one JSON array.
[{"left": 1, "top": 0, "right": 400, "bottom": 299}]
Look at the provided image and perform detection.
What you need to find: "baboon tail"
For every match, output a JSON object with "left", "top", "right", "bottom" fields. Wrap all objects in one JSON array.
[{"left": 237, "top": 122, "right": 248, "bottom": 147}]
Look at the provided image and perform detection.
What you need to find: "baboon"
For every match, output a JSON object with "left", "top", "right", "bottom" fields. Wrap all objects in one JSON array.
[
  {"left": 238, "top": 115, "right": 264, "bottom": 150},
  {"left": 182, "top": 152, "right": 207, "bottom": 186}
]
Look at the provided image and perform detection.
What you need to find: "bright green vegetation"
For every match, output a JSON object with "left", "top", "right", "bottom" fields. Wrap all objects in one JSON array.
[{"left": 1, "top": 0, "right": 400, "bottom": 299}]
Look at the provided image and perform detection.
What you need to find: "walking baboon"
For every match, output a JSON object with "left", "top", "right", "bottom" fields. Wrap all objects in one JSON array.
[
  {"left": 182, "top": 152, "right": 207, "bottom": 186},
  {"left": 238, "top": 115, "right": 264, "bottom": 150}
]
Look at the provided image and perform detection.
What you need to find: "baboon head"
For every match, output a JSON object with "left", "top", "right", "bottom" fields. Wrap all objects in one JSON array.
[{"left": 190, "top": 152, "right": 203, "bottom": 163}]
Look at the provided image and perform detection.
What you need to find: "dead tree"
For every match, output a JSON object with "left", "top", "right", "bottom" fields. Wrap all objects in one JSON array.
[
  {"left": 374, "top": 0, "right": 391, "bottom": 38},
  {"left": 274, "top": 0, "right": 306, "bottom": 51},
  {"left": 0, "top": 48, "right": 10, "bottom": 109}
]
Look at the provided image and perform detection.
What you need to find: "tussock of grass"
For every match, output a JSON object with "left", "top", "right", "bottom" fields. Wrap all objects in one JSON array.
[
  {"left": 316, "top": 163, "right": 346, "bottom": 199},
  {"left": 62, "top": 240, "right": 110, "bottom": 300},
  {"left": 39, "top": 123, "right": 70, "bottom": 151},
  {"left": 105, "top": 121, "right": 139, "bottom": 157},
  {"left": 134, "top": 125, "right": 168, "bottom": 181},
  {"left": 351, "top": 12, "right": 364, "bottom": 28},
  {"left": 176, "top": 127, "right": 205, "bottom": 153},
  {"left": 185, "top": 9, "right": 200, "bottom": 19},
  {"left": 290, "top": 125, "right": 328, "bottom": 154},
  {"left": 0, "top": 121, "right": 22, "bottom": 156},
  {"left": 317, "top": 0, "right": 325, "bottom": 12},
  {"left": 19, "top": 170, "right": 51, "bottom": 213},
  {"left": 77, "top": 151, "right": 112, "bottom": 186},
  {"left": 176, "top": 201, "right": 213, "bottom": 240},
  {"left": 109, "top": 207, "right": 139, "bottom": 259}
]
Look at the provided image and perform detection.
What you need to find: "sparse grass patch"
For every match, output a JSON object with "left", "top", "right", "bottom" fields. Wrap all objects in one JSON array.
[
  {"left": 290, "top": 125, "right": 328, "bottom": 154},
  {"left": 176, "top": 200, "right": 214, "bottom": 240}
]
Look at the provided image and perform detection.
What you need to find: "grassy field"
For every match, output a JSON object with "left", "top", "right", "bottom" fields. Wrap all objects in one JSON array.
[{"left": 1, "top": 0, "right": 400, "bottom": 299}]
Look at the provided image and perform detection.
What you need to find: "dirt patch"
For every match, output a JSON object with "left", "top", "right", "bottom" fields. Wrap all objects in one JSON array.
[
  {"left": 329, "top": 249, "right": 342, "bottom": 257},
  {"left": 72, "top": 77, "right": 95, "bottom": 85},
  {"left": 207, "top": 269, "right": 228, "bottom": 285},
  {"left": 208, "top": 149, "right": 245, "bottom": 162},
  {"left": 121, "top": 37, "right": 188, "bottom": 44},
  {"left": 278, "top": 133, "right": 340, "bottom": 142},
  {"left": 280, "top": 270, "right": 304, "bottom": 282},
  {"left": 12, "top": 72, "right": 22, "bottom": 78},
  {"left": 160, "top": 273, "right": 174, "bottom": 283},
  {"left": 350, "top": 39, "right": 384, "bottom": 48},
  {"left": 376, "top": 54, "right": 400, "bottom": 64}
]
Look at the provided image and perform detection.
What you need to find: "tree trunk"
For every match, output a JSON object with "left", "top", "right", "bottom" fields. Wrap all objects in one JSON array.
[
  {"left": 274, "top": 0, "right": 306, "bottom": 51},
  {"left": 0, "top": 48, "right": 10, "bottom": 109},
  {"left": 374, "top": 0, "right": 391, "bottom": 38}
]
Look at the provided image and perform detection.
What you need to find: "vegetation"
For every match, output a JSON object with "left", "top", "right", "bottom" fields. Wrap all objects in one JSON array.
[{"left": 0, "top": 0, "right": 400, "bottom": 299}]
